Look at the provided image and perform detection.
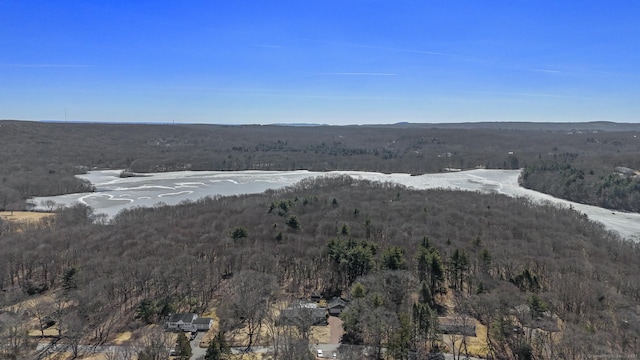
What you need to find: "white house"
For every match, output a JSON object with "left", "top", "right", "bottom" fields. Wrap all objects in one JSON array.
[
  {"left": 166, "top": 313, "right": 213, "bottom": 332},
  {"left": 193, "top": 317, "right": 214, "bottom": 331}
]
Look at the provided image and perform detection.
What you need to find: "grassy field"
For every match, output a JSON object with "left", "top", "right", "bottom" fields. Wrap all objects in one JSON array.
[
  {"left": 441, "top": 321, "right": 489, "bottom": 358},
  {"left": 1, "top": 211, "right": 53, "bottom": 223},
  {"left": 112, "top": 331, "right": 133, "bottom": 344}
]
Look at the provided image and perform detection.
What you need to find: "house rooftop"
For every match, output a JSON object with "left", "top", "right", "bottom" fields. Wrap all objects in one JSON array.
[
  {"left": 279, "top": 307, "right": 327, "bottom": 326},
  {"left": 168, "top": 313, "right": 197, "bottom": 323},
  {"left": 291, "top": 300, "right": 318, "bottom": 309},
  {"left": 193, "top": 317, "right": 213, "bottom": 325},
  {"left": 328, "top": 297, "right": 348, "bottom": 308}
]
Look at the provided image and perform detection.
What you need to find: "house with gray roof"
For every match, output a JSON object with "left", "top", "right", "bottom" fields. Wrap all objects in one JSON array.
[
  {"left": 327, "top": 297, "right": 349, "bottom": 317},
  {"left": 278, "top": 301, "right": 328, "bottom": 326},
  {"left": 166, "top": 313, "right": 213, "bottom": 332}
]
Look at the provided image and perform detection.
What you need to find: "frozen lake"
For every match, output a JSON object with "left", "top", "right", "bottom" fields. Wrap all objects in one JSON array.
[{"left": 33, "top": 169, "right": 640, "bottom": 241}]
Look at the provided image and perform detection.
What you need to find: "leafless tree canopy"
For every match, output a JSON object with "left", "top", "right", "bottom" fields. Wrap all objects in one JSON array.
[
  {"left": 1, "top": 120, "right": 639, "bottom": 212},
  {"left": 1, "top": 120, "right": 640, "bottom": 358}
]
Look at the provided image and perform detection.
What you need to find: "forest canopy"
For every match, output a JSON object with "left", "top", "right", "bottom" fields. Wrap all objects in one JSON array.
[
  {"left": 1, "top": 176, "right": 639, "bottom": 358},
  {"left": 1, "top": 120, "right": 640, "bottom": 359},
  {"left": 1, "top": 120, "right": 640, "bottom": 212}
]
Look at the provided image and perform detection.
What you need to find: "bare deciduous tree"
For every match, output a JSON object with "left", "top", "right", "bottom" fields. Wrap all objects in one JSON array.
[
  {"left": 104, "top": 345, "right": 135, "bottom": 360},
  {"left": 137, "top": 327, "right": 172, "bottom": 360},
  {"left": 220, "top": 270, "right": 277, "bottom": 351},
  {"left": 0, "top": 308, "right": 33, "bottom": 359},
  {"left": 29, "top": 297, "right": 53, "bottom": 339}
]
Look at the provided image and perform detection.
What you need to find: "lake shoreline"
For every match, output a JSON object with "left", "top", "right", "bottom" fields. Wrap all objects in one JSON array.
[{"left": 32, "top": 169, "right": 640, "bottom": 241}]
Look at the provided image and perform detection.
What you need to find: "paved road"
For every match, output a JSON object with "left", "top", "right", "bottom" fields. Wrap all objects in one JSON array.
[
  {"left": 36, "top": 341, "right": 142, "bottom": 358},
  {"left": 315, "top": 343, "right": 339, "bottom": 358},
  {"left": 191, "top": 339, "right": 338, "bottom": 359},
  {"left": 37, "top": 335, "right": 479, "bottom": 360}
]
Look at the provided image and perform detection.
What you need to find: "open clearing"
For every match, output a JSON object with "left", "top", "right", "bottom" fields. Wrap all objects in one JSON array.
[
  {"left": 441, "top": 321, "right": 489, "bottom": 358},
  {"left": 1, "top": 211, "right": 53, "bottom": 223}
]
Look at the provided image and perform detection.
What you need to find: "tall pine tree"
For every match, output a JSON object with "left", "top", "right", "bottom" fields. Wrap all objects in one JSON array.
[{"left": 205, "top": 331, "right": 230, "bottom": 360}]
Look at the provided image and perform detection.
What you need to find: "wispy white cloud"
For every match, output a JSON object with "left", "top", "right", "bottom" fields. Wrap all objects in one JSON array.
[
  {"left": 463, "top": 90, "right": 591, "bottom": 99},
  {"left": 134, "top": 85, "right": 404, "bottom": 100},
  {"left": 528, "top": 68, "right": 562, "bottom": 74},
  {"left": 320, "top": 72, "right": 397, "bottom": 76},
  {"left": 252, "top": 44, "right": 283, "bottom": 49},
  {"left": 211, "top": 88, "right": 404, "bottom": 100},
  {"left": 523, "top": 67, "right": 640, "bottom": 78},
  {"left": 313, "top": 40, "right": 454, "bottom": 57},
  {"left": 1, "top": 63, "right": 92, "bottom": 68}
]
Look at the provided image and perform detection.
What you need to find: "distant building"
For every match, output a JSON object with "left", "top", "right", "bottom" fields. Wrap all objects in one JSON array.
[
  {"left": 438, "top": 317, "right": 476, "bottom": 337},
  {"left": 193, "top": 317, "right": 214, "bottom": 331},
  {"left": 279, "top": 307, "right": 328, "bottom": 326},
  {"left": 279, "top": 301, "right": 328, "bottom": 326},
  {"left": 615, "top": 166, "right": 637, "bottom": 176},
  {"left": 166, "top": 313, "right": 213, "bottom": 332},
  {"left": 327, "top": 297, "right": 348, "bottom": 317}
]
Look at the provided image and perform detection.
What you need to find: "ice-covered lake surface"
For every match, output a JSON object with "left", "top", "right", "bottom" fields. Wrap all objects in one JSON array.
[{"left": 33, "top": 169, "right": 640, "bottom": 241}]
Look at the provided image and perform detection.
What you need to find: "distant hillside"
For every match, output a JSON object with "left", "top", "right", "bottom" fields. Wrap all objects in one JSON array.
[
  {"left": 1, "top": 120, "right": 639, "bottom": 213},
  {"left": 381, "top": 121, "right": 640, "bottom": 131}
]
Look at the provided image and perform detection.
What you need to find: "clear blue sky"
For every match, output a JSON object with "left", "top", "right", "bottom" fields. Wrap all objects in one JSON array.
[{"left": 1, "top": 1, "right": 639, "bottom": 124}]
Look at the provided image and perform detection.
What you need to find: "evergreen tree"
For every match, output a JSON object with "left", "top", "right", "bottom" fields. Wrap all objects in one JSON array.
[
  {"left": 136, "top": 300, "right": 157, "bottom": 324},
  {"left": 230, "top": 226, "right": 248, "bottom": 239},
  {"left": 62, "top": 266, "right": 78, "bottom": 291},
  {"left": 527, "top": 294, "right": 548, "bottom": 320},
  {"left": 176, "top": 332, "right": 192, "bottom": 359},
  {"left": 416, "top": 239, "right": 445, "bottom": 299},
  {"left": 449, "top": 249, "right": 469, "bottom": 291},
  {"left": 382, "top": 246, "right": 407, "bottom": 270},
  {"left": 388, "top": 312, "right": 412, "bottom": 360},
  {"left": 285, "top": 215, "right": 300, "bottom": 229},
  {"left": 419, "top": 281, "right": 434, "bottom": 308},
  {"left": 420, "top": 236, "right": 431, "bottom": 250},
  {"left": 351, "top": 282, "right": 366, "bottom": 299},
  {"left": 205, "top": 338, "right": 221, "bottom": 360},
  {"left": 428, "top": 251, "right": 445, "bottom": 296},
  {"left": 479, "top": 247, "right": 492, "bottom": 274},
  {"left": 339, "top": 223, "right": 350, "bottom": 236},
  {"left": 412, "top": 302, "right": 438, "bottom": 349},
  {"left": 205, "top": 331, "right": 230, "bottom": 360}
]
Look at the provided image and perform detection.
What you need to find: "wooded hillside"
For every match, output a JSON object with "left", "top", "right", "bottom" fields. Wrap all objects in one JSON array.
[
  {"left": 520, "top": 159, "right": 640, "bottom": 212},
  {"left": 2, "top": 120, "right": 640, "bottom": 212},
  {"left": 1, "top": 177, "right": 639, "bottom": 359}
]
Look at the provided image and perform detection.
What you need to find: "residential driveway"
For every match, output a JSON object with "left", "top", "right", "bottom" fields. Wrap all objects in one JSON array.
[
  {"left": 190, "top": 332, "right": 207, "bottom": 359},
  {"left": 314, "top": 316, "right": 343, "bottom": 358},
  {"left": 328, "top": 316, "right": 343, "bottom": 344},
  {"left": 191, "top": 317, "right": 345, "bottom": 359}
]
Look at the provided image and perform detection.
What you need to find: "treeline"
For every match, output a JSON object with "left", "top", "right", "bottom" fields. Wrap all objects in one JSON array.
[
  {"left": 2, "top": 120, "right": 640, "bottom": 205},
  {"left": 1, "top": 177, "right": 639, "bottom": 358},
  {"left": 521, "top": 155, "right": 640, "bottom": 212}
]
